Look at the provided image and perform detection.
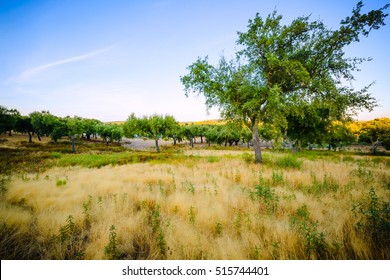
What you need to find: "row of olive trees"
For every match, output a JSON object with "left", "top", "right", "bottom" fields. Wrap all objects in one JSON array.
[
  {"left": 122, "top": 113, "right": 283, "bottom": 151},
  {"left": 0, "top": 106, "right": 123, "bottom": 152}
]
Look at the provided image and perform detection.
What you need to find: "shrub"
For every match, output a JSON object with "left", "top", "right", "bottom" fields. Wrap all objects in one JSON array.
[
  {"left": 250, "top": 182, "right": 279, "bottom": 214},
  {"left": 308, "top": 173, "right": 339, "bottom": 195},
  {"left": 352, "top": 188, "right": 390, "bottom": 258},
  {"left": 104, "top": 225, "right": 121, "bottom": 260},
  {"left": 275, "top": 155, "right": 302, "bottom": 169},
  {"left": 289, "top": 205, "right": 328, "bottom": 259}
]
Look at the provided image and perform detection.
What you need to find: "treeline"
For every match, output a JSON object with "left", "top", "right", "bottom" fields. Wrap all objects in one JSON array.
[
  {"left": 1, "top": 105, "right": 389, "bottom": 153},
  {"left": 0, "top": 106, "right": 122, "bottom": 153}
]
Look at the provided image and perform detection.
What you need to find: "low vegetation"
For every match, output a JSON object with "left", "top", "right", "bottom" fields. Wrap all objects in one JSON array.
[{"left": 0, "top": 134, "right": 389, "bottom": 260}]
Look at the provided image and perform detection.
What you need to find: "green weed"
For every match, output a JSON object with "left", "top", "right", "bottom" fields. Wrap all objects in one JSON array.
[
  {"left": 104, "top": 225, "right": 121, "bottom": 260},
  {"left": 275, "top": 155, "right": 302, "bottom": 169},
  {"left": 308, "top": 173, "right": 339, "bottom": 195},
  {"left": 289, "top": 205, "right": 328, "bottom": 259},
  {"left": 272, "top": 170, "right": 284, "bottom": 185},
  {"left": 352, "top": 188, "right": 390, "bottom": 258},
  {"left": 250, "top": 181, "right": 279, "bottom": 214},
  {"left": 215, "top": 222, "right": 223, "bottom": 236},
  {"left": 189, "top": 206, "right": 196, "bottom": 225},
  {"left": 56, "top": 178, "right": 67, "bottom": 187}
]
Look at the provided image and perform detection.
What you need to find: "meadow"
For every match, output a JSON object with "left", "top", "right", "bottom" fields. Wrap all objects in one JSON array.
[{"left": 0, "top": 134, "right": 389, "bottom": 260}]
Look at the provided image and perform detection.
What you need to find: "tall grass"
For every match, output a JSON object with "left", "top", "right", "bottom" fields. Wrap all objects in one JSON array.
[{"left": 0, "top": 148, "right": 389, "bottom": 259}]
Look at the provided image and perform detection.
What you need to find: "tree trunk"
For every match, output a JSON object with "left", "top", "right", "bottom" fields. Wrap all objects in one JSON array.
[
  {"left": 71, "top": 135, "right": 76, "bottom": 153},
  {"left": 155, "top": 139, "right": 160, "bottom": 153},
  {"left": 251, "top": 124, "right": 262, "bottom": 163},
  {"left": 37, "top": 133, "right": 42, "bottom": 141},
  {"left": 190, "top": 138, "right": 194, "bottom": 148},
  {"left": 200, "top": 136, "right": 203, "bottom": 143},
  {"left": 8, "top": 130, "right": 12, "bottom": 136},
  {"left": 28, "top": 132, "right": 32, "bottom": 143}
]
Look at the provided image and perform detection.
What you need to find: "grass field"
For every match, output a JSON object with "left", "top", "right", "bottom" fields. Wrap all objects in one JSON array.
[{"left": 0, "top": 134, "right": 389, "bottom": 260}]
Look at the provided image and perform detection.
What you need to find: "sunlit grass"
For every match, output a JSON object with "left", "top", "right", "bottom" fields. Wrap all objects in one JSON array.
[{"left": 0, "top": 135, "right": 389, "bottom": 260}]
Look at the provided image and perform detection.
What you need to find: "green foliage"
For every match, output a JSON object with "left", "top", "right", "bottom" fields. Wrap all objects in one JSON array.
[
  {"left": 147, "top": 205, "right": 167, "bottom": 257},
  {"left": 271, "top": 170, "right": 284, "bottom": 185},
  {"left": 0, "top": 175, "right": 9, "bottom": 196},
  {"left": 289, "top": 205, "right": 328, "bottom": 259},
  {"left": 82, "top": 195, "right": 93, "bottom": 230},
  {"left": 104, "top": 225, "right": 121, "bottom": 260},
  {"left": 183, "top": 180, "right": 195, "bottom": 195},
  {"left": 215, "top": 222, "right": 223, "bottom": 237},
  {"left": 242, "top": 152, "right": 256, "bottom": 164},
  {"left": 189, "top": 206, "right": 196, "bottom": 225},
  {"left": 250, "top": 182, "right": 279, "bottom": 214},
  {"left": 49, "top": 215, "right": 86, "bottom": 259},
  {"left": 124, "top": 114, "right": 179, "bottom": 152},
  {"left": 56, "top": 178, "right": 67, "bottom": 187},
  {"left": 308, "top": 173, "right": 339, "bottom": 195},
  {"left": 352, "top": 188, "right": 389, "bottom": 258},
  {"left": 51, "top": 152, "right": 62, "bottom": 159},
  {"left": 351, "top": 165, "right": 373, "bottom": 183},
  {"left": 207, "top": 155, "right": 220, "bottom": 163},
  {"left": 358, "top": 118, "right": 390, "bottom": 152},
  {"left": 275, "top": 155, "right": 302, "bottom": 169},
  {"left": 57, "top": 151, "right": 175, "bottom": 168},
  {"left": 97, "top": 123, "right": 123, "bottom": 144},
  {"left": 0, "top": 106, "right": 20, "bottom": 135}
]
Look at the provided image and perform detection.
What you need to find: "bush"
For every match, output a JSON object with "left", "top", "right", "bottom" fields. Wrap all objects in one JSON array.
[
  {"left": 250, "top": 182, "right": 279, "bottom": 214},
  {"left": 352, "top": 188, "right": 389, "bottom": 258},
  {"left": 275, "top": 155, "right": 302, "bottom": 169},
  {"left": 289, "top": 205, "right": 328, "bottom": 259}
]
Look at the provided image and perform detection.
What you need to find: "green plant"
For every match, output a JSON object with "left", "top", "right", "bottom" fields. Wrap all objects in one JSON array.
[
  {"left": 275, "top": 155, "right": 302, "bottom": 169},
  {"left": 82, "top": 195, "right": 93, "bottom": 229},
  {"left": 54, "top": 215, "right": 75, "bottom": 244},
  {"left": 352, "top": 188, "right": 390, "bottom": 258},
  {"left": 242, "top": 152, "right": 256, "bottom": 164},
  {"left": 272, "top": 170, "right": 284, "bottom": 185},
  {"left": 56, "top": 177, "right": 67, "bottom": 187},
  {"left": 104, "top": 225, "right": 121, "bottom": 260},
  {"left": 289, "top": 205, "right": 328, "bottom": 259},
  {"left": 189, "top": 206, "right": 196, "bottom": 225},
  {"left": 234, "top": 211, "right": 242, "bottom": 235},
  {"left": 351, "top": 166, "right": 373, "bottom": 183},
  {"left": 183, "top": 180, "right": 195, "bottom": 195},
  {"left": 215, "top": 222, "right": 223, "bottom": 236},
  {"left": 250, "top": 182, "right": 279, "bottom": 213},
  {"left": 0, "top": 176, "right": 9, "bottom": 196},
  {"left": 49, "top": 215, "right": 86, "bottom": 259},
  {"left": 51, "top": 152, "right": 62, "bottom": 159},
  {"left": 207, "top": 155, "right": 220, "bottom": 163},
  {"left": 148, "top": 205, "right": 167, "bottom": 257},
  {"left": 308, "top": 173, "right": 339, "bottom": 195}
]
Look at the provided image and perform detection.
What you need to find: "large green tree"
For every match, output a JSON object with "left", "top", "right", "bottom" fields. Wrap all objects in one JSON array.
[{"left": 181, "top": 2, "right": 388, "bottom": 163}]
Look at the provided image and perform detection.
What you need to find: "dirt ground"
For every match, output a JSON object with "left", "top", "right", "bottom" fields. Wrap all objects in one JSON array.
[{"left": 122, "top": 138, "right": 174, "bottom": 150}]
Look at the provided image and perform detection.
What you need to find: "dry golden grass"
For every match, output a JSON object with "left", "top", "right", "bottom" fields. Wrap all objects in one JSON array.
[{"left": 0, "top": 149, "right": 389, "bottom": 259}]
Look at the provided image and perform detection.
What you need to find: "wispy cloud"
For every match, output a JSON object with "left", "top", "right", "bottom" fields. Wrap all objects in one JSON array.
[{"left": 5, "top": 45, "right": 116, "bottom": 84}]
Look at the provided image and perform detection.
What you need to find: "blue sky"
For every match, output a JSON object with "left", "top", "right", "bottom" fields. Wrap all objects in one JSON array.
[{"left": 1, "top": 0, "right": 389, "bottom": 122}]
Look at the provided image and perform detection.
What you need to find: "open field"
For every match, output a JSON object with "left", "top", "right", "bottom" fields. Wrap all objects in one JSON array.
[{"left": 0, "top": 134, "right": 389, "bottom": 259}]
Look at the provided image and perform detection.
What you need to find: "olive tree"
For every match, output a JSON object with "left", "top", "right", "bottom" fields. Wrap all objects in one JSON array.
[{"left": 124, "top": 114, "right": 178, "bottom": 152}]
